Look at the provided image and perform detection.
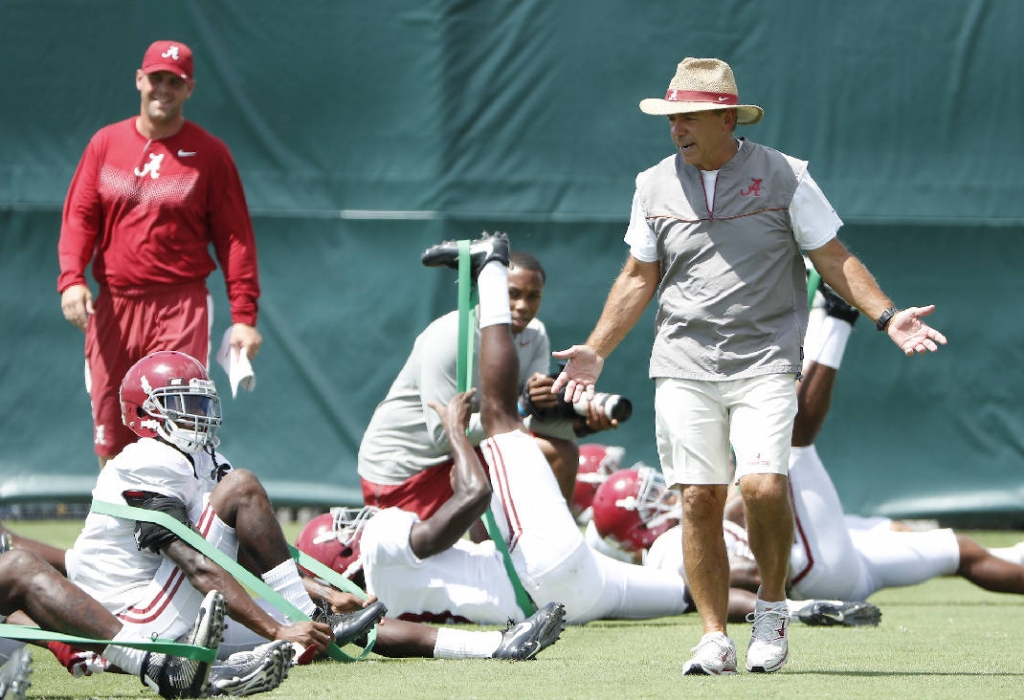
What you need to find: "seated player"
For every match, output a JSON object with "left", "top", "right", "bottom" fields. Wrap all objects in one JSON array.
[
  {"left": 359, "top": 246, "right": 617, "bottom": 517},
  {"left": 63, "top": 351, "right": 388, "bottom": 687}
]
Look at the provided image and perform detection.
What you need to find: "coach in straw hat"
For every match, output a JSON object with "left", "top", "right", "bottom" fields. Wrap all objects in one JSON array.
[{"left": 552, "top": 57, "right": 946, "bottom": 675}]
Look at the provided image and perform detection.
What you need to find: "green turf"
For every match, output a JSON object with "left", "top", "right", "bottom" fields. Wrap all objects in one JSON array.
[{"left": 7, "top": 521, "right": 1024, "bottom": 699}]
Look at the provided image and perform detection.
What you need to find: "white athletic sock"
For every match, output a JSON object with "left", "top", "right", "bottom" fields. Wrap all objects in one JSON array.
[
  {"left": 262, "top": 559, "right": 317, "bottom": 618},
  {"left": 806, "top": 315, "right": 853, "bottom": 370},
  {"left": 101, "top": 626, "right": 148, "bottom": 675},
  {"left": 432, "top": 628, "right": 503, "bottom": 659},
  {"left": 476, "top": 262, "right": 511, "bottom": 329}
]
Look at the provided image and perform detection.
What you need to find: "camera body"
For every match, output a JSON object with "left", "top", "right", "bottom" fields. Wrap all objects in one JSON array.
[{"left": 518, "top": 366, "right": 632, "bottom": 436}]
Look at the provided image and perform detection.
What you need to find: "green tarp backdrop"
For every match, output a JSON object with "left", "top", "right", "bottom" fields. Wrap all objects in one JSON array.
[{"left": 2, "top": 1, "right": 1022, "bottom": 523}]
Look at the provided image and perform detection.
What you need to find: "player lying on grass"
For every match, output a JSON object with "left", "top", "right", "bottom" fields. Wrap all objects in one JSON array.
[
  {"left": 639, "top": 283, "right": 1024, "bottom": 607},
  {"left": 301, "top": 232, "right": 693, "bottom": 628},
  {"left": 584, "top": 465, "right": 880, "bottom": 627},
  {"left": 0, "top": 536, "right": 225, "bottom": 698}
]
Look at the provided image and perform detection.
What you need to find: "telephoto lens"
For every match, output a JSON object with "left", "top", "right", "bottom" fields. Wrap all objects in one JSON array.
[{"left": 573, "top": 393, "right": 632, "bottom": 422}]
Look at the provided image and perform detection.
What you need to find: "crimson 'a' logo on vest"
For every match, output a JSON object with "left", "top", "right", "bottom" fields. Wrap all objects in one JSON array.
[{"left": 740, "top": 178, "right": 763, "bottom": 197}]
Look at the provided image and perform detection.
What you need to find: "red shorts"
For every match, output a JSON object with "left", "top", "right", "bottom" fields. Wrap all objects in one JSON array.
[
  {"left": 360, "top": 451, "right": 483, "bottom": 521},
  {"left": 85, "top": 282, "right": 211, "bottom": 459}
]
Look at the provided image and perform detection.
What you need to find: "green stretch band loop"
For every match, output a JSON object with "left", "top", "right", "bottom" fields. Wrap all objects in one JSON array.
[
  {"left": 807, "top": 268, "right": 821, "bottom": 309},
  {"left": 455, "top": 242, "right": 537, "bottom": 619},
  {"left": 90, "top": 500, "right": 375, "bottom": 662},
  {"left": 0, "top": 624, "right": 216, "bottom": 662}
]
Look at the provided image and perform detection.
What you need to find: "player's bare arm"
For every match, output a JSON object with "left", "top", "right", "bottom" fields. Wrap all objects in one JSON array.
[
  {"left": 410, "top": 391, "right": 492, "bottom": 559},
  {"left": 164, "top": 539, "right": 332, "bottom": 651}
]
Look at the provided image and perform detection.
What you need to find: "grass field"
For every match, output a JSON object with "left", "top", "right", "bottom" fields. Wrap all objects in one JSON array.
[{"left": 6, "top": 521, "right": 1024, "bottom": 699}]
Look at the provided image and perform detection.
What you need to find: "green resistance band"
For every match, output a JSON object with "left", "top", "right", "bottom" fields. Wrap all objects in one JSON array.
[
  {"left": 90, "top": 500, "right": 376, "bottom": 662},
  {"left": 455, "top": 242, "right": 537, "bottom": 618},
  {"left": 0, "top": 624, "right": 216, "bottom": 662},
  {"left": 807, "top": 268, "right": 821, "bottom": 309}
]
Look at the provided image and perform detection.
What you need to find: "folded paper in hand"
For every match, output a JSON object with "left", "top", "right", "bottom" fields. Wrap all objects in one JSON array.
[{"left": 216, "top": 327, "right": 256, "bottom": 398}]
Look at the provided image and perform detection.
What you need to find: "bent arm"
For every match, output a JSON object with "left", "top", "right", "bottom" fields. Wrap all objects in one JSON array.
[
  {"left": 163, "top": 540, "right": 331, "bottom": 652},
  {"left": 164, "top": 540, "right": 286, "bottom": 641},
  {"left": 409, "top": 392, "right": 492, "bottom": 559}
]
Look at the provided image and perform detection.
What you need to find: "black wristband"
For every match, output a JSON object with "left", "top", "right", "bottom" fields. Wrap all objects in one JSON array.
[{"left": 875, "top": 306, "right": 898, "bottom": 332}]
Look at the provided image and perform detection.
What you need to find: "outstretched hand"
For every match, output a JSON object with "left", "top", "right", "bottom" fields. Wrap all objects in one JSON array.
[
  {"left": 550, "top": 345, "right": 605, "bottom": 404},
  {"left": 888, "top": 305, "right": 947, "bottom": 356}
]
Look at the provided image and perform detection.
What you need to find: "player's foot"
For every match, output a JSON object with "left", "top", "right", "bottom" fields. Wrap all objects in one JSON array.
[
  {"left": 795, "top": 600, "right": 881, "bottom": 627},
  {"left": 681, "top": 632, "right": 737, "bottom": 675},
  {"left": 492, "top": 601, "right": 566, "bottom": 660},
  {"left": 421, "top": 231, "right": 510, "bottom": 280},
  {"left": 314, "top": 599, "right": 388, "bottom": 647},
  {"left": 746, "top": 599, "right": 789, "bottom": 673},
  {"left": 0, "top": 532, "right": 11, "bottom": 556},
  {"left": 141, "top": 589, "right": 226, "bottom": 699},
  {"left": 818, "top": 279, "right": 860, "bottom": 324},
  {"left": 207, "top": 640, "right": 294, "bottom": 697},
  {"left": 0, "top": 647, "right": 33, "bottom": 700}
]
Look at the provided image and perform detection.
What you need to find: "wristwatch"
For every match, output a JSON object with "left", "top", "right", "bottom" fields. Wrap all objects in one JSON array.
[{"left": 875, "top": 306, "right": 898, "bottom": 332}]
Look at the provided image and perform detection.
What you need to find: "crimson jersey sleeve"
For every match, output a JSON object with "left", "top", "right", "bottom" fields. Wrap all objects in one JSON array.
[
  {"left": 206, "top": 140, "right": 260, "bottom": 326},
  {"left": 57, "top": 133, "right": 106, "bottom": 293}
]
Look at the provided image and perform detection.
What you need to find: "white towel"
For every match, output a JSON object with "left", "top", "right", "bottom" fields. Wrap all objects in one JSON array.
[{"left": 215, "top": 327, "right": 256, "bottom": 398}]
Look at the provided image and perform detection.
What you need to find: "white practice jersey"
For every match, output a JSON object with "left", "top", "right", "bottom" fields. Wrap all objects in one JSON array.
[
  {"left": 66, "top": 438, "right": 231, "bottom": 614},
  {"left": 362, "top": 507, "right": 522, "bottom": 624},
  {"left": 362, "top": 428, "right": 690, "bottom": 625}
]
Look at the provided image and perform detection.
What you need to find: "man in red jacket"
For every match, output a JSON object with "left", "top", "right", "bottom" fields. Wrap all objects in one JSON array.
[{"left": 57, "top": 40, "right": 262, "bottom": 467}]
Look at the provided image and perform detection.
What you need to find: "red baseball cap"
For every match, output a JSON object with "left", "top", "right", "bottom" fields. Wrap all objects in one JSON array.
[{"left": 140, "top": 40, "right": 194, "bottom": 80}]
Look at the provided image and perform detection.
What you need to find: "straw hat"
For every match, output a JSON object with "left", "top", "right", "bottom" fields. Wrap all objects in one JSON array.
[{"left": 639, "top": 57, "right": 763, "bottom": 125}]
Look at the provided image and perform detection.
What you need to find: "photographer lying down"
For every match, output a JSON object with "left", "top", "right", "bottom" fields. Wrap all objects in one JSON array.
[{"left": 358, "top": 237, "right": 622, "bottom": 518}]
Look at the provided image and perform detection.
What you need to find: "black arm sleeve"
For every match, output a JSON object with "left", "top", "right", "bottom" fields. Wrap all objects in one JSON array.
[{"left": 123, "top": 490, "right": 191, "bottom": 554}]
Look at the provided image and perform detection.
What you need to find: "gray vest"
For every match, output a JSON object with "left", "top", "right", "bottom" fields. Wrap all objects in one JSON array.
[{"left": 637, "top": 139, "right": 809, "bottom": 380}]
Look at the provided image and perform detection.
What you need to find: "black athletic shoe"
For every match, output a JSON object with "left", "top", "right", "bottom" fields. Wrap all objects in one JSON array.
[
  {"left": 0, "top": 647, "right": 32, "bottom": 700},
  {"left": 207, "top": 640, "right": 294, "bottom": 697},
  {"left": 141, "top": 590, "right": 226, "bottom": 699},
  {"left": 492, "top": 602, "right": 566, "bottom": 661},
  {"left": 421, "top": 231, "right": 510, "bottom": 280},
  {"left": 795, "top": 600, "right": 881, "bottom": 627},
  {"left": 314, "top": 599, "right": 388, "bottom": 647},
  {"left": 818, "top": 279, "right": 860, "bottom": 325}
]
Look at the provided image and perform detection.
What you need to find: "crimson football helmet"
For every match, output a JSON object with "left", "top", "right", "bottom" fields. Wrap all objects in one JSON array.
[
  {"left": 295, "top": 506, "right": 379, "bottom": 580},
  {"left": 571, "top": 443, "right": 626, "bottom": 524},
  {"left": 591, "top": 465, "right": 680, "bottom": 554},
  {"left": 120, "top": 351, "right": 221, "bottom": 454}
]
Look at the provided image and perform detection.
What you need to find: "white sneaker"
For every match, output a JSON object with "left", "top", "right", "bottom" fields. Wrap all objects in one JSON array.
[
  {"left": 682, "top": 632, "right": 737, "bottom": 676},
  {"left": 746, "top": 599, "right": 789, "bottom": 673}
]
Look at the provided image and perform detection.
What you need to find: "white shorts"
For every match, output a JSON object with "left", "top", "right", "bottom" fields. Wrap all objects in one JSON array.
[
  {"left": 655, "top": 374, "right": 798, "bottom": 486},
  {"left": 116, "top": 505, "right": 239, "bottom": 642}
]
